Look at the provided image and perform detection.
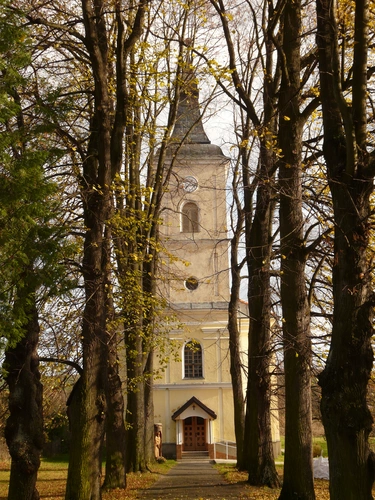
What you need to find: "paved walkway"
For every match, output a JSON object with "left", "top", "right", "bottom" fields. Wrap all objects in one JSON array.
[{"left": 137, "top": 461, "right": 249, "bottom": 499}]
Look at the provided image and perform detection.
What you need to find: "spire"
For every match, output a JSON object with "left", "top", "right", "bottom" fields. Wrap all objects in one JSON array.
[{"left": 171, "top": 45, "right": 211, "bottom": 144}]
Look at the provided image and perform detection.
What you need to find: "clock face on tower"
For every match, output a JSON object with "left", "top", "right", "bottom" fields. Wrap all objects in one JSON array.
[{"left": 181, "top": 175, "right": 198, "bottom": 193}]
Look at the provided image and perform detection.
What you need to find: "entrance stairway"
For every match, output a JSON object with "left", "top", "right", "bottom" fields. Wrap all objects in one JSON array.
[{"left": 179, "top": 451, "right": 210, "bottom": 462}]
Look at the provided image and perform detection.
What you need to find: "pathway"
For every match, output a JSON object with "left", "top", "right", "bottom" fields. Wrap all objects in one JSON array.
[{"left": 137, "top": 460, "right": 250, "bottom": 499}]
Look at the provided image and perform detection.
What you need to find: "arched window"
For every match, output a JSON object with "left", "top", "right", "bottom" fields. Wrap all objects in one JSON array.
[
  {"left": 184, "top": 341, "right": 203, "bottom": 378},
  {"left": 181, "top": 202, "right": 199, "bottom": 233}
]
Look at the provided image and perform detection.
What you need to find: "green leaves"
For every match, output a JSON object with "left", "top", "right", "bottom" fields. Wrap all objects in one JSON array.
[{"left": 0, "top": 1, "right": 77, "bottom": 348}]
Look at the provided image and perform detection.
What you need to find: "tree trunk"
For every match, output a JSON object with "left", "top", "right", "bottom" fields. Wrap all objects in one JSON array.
[
  {"left": 316, "top": 0, "right": 375, "bottom": 497},
  {"left": 65, "top": 0, "right": 121, "bottom": 495},
  {"left": 125, "top": 304, "right": 147, "bottom": 472},
  {"left": 103, "top": 338, "right": 127, "bottom": 490},
  {"left": 245, "top": 164, "right": 279, "bottom": 488},
  {"left": 319, "top": 180, "right": 375, "bottom": 499},
  {"left": 278, "top": 1, "right": 315, "bottom": 499},
  {"left": 65, "top": 98, "right": 111, "bottom": 499},
  {"left": 124, "top": 283, "right": 155, "bottom": 471},
  {"left": 227, "top": 270, "right": 245, "bottom": 469},
  {"left": 143, "top": 348, "right": 155, "bottom": 465},
  {"left": 4, "top": 299, "right": 43, "bottom": 500},
  {"left": 65, "top": 60, "right": 111, "bottom": 500},
  {"left": 227, "top": 185, "right": 246, "bottom": 469},
  {"left": 65, "top": 226, "right": 108, "bottom": 499},
  {"left": 102, "top": 227, "right": 127, "bottom": 491}
]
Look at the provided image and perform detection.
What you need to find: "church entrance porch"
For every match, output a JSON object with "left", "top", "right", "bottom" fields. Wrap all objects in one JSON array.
[
  {"left": 172, "top": 396, "right": 217, "bottom": 459},
  {"left": 183, "top": 416, "right": 206, "bottom": 451}
]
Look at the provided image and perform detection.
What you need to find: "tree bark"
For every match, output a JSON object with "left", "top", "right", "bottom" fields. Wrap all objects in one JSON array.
[
  {"left": 228, "top": 225, "right": 245, "bottom": 469},
  {"left": 227, "top": 156, "right": 246, "bottom": 469},
  {"left": 65, "top": 199, "right": 109, "bottom": 499},
  {"left": 245, "top": 147, "right": 279, "bottom": 487},
  {"left": 125, "top": 322, "right": 147, "bottom": 472},
  {"left": 143, "top": 348, "right": 155, "bottom": 465},
  {"left": 317, "top": 0, "right": 375, "bottom": 497},
  {"left": 103, "top": 337, "right": 127, "bottom": 490},
  {"left": 4, "top": 299, "right": 43, "bottom": 500},
  {"left": 278, "top": 1, "right": 315, "bottom": 499},
  {"left": 102, "top": 228, "right": 127, "bottom": 490}
]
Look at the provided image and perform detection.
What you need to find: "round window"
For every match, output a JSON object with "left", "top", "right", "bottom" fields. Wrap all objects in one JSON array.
[
  {"left": 182, "top": 176, "right": 198, "bottom": 193},
  {"left": 185, "top": 276, "right": 199, "bottom": 291}
]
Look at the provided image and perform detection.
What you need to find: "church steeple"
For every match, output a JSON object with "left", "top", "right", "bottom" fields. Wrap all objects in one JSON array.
[
  {"left": 161, "top": 54, "right": 229, "bottom": 305},
  {"left": 171, "top": 46, "right": 210, "bottom": 144}
]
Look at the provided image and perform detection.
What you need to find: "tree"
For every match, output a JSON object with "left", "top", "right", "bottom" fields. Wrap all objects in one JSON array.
[
  {"left": 0, "top": 3, "right": 72, "bottom": 497},
  {"left": 227, "top": 157, "right": 246, "bottom": 467},
  {"left": 316, "top": 0, "right": 375, "bottom": 497},
  {"left": 209, "top": 0, "right": 280, "bottom": 485},
  {"left": 63, "top": 1, "right": 150, "bottom": 497},
  {"left": 277, "top": 0, "right": 315, "bottom": 498},
  {"left": 115, "top": 2, "right": 216, "bottom": 471}
]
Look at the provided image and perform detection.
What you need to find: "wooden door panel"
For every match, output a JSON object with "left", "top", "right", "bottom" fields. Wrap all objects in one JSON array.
[
  {"left": 183, "top": 418, "right": 195, "bottom": 450},
  {"left": 195, "top": 420, "right": 206, "bottom": 450},
  {"left": 183, "top": 417, "right": 206, "bottom": 451}
]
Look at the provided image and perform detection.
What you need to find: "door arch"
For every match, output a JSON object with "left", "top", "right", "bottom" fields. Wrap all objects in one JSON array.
[{"left": 183, "top": 416, "right": 206, "bottom": 451}]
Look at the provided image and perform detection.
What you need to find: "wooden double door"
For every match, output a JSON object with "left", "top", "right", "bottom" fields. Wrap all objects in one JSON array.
[{"left": 183, "top": 416, "right": 206, "bottom": 451}]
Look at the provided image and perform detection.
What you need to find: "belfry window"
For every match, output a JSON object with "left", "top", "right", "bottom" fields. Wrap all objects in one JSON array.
[
  {"left": 181, "top": 202, "right": 199, "bottom": 233},
  {"left": 184, "top": 341, "right": 203, "bottom": 378}
]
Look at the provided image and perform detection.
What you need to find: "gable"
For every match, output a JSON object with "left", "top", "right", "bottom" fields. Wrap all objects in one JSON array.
[{"left": 171, "top": 396, "right": 217, "bottom": 421}]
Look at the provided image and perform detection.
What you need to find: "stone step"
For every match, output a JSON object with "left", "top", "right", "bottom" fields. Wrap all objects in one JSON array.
[{"left": 179, "top": 451, "right": 210, "bottom": 462}]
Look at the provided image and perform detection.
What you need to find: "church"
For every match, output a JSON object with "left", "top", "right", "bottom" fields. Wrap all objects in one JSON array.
[{"left": 154, "top": 73, "right": 280, "bottom": 460}]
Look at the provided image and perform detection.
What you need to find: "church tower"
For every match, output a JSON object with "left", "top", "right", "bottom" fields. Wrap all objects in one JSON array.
[
  {"left": 160, "top": 73, "right": 230, "bottom": 306},
  {"left": 153, "top": 62, "right": 281, "bottom": 461},
  {"left": 153, "top": 65, "right": 240, "bottom": 460}
]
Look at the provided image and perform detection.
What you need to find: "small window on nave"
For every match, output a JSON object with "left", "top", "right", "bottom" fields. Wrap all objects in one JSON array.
[
  {"left": 184, "top": 340, "right": 203, "bottom": 378},
  {"left": 181, "top": 202, "right": 199, "bottom": 233}
]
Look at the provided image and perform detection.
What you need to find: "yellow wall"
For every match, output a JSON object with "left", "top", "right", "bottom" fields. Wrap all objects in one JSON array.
[{"left": 154, "top": 306, "right": 237, "bottom": 444}]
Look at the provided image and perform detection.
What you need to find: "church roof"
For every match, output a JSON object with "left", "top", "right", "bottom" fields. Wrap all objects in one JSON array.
[{"left": 171, "top": 396, "right": 217, "bottom": 420}]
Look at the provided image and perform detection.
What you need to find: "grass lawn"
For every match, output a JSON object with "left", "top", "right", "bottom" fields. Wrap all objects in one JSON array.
[{"left": 278, "top": 436, "right": 328, "bottom": 460}]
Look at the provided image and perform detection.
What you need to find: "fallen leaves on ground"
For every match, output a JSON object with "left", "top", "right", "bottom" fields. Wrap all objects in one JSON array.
[
  {"left": 0, "top": 459, "right": 173, "bottom": 500},
  {"left": 217, "top": 464, "right": 331, "bottom": 500},
  {"left": 0, "top": 459, "right": 332, "bottom": 500}
]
